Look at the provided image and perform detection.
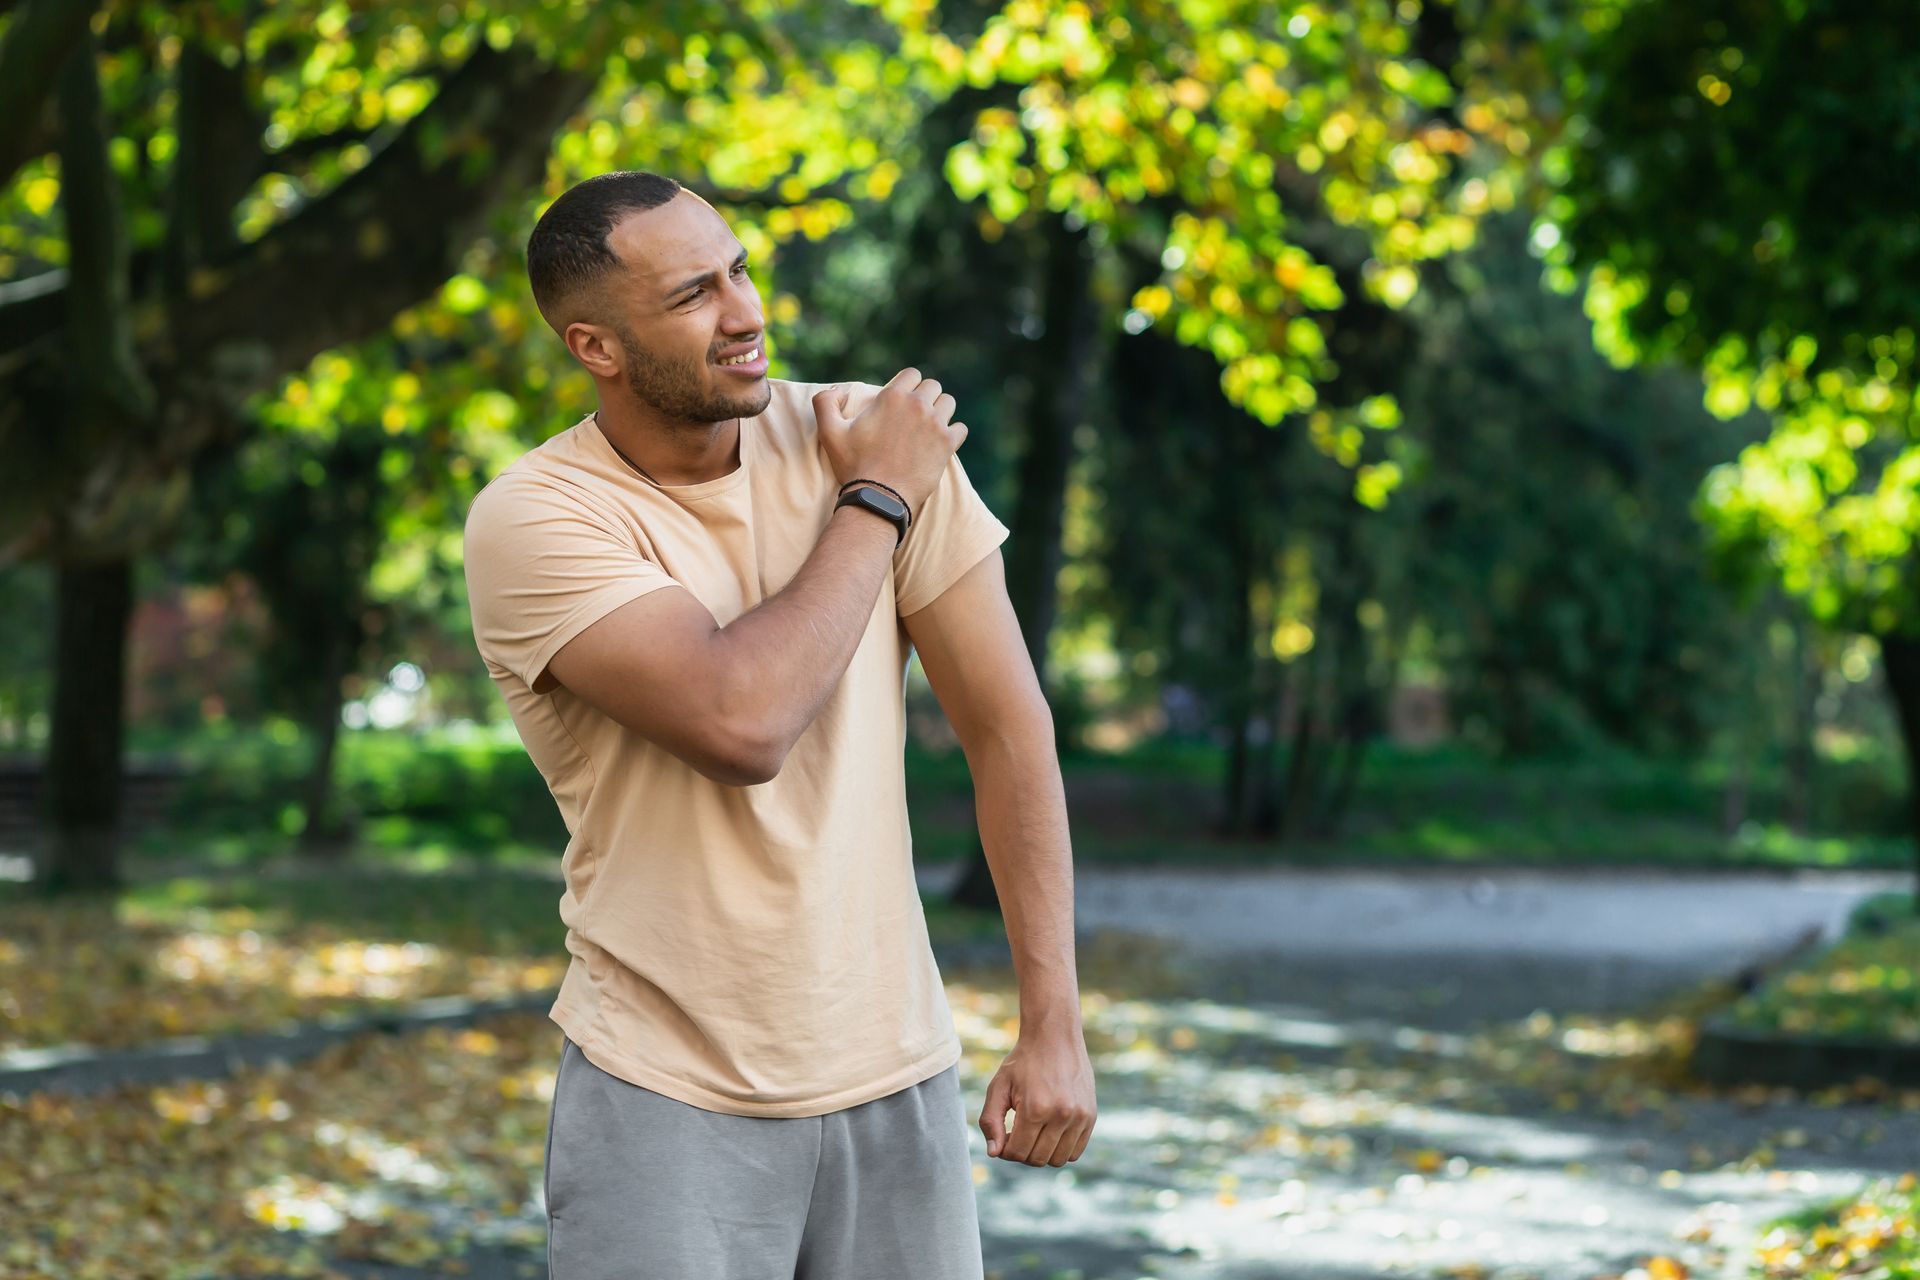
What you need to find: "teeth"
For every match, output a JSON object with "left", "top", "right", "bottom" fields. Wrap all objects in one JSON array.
[{"left": 719, "top": 348, "right": 760, "bottom": 365}]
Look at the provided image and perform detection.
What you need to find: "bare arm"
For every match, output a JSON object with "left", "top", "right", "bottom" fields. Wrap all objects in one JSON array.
[
  {"left": 544, "top": 503, "right": 898, "bottom": 785},
  {"left": 711, "top": 503, "right": 902, "bottom": 769},
  {"left": 904, "top": 548, "right": 1080, "bottom": 1026},
  {"left": 545, "top": 369, "right": 965, "bottom": 785},
  {"left": 904, "top": 547, "right": 1095, "bottom": 1169}
]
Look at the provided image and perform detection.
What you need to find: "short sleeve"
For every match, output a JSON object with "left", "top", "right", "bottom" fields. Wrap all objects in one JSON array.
[
  {"left": 892, "top": 448, "right": 1011, "bottom": 617},
  {"left": 462, "top": 476, "right": 684, "bottom": 694}
]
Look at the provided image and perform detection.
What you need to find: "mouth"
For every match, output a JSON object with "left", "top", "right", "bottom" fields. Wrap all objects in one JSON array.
[{"left": 714, "top": 345, "right": 767, "bottom": 377}]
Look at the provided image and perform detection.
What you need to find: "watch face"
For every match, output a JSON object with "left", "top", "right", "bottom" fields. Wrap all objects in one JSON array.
[{"left": 854, "top": 486, "right": 907, "bottom": 517}]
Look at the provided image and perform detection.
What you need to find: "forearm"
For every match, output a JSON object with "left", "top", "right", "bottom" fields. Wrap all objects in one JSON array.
[
  {"left": 968, "top": 726, "right": 1081, "bottom": 1030},
  {"left": 713, "top": 503, "right": 898, "bottom": 762}
]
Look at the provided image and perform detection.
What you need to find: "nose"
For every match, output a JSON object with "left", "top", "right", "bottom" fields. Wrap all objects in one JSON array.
[{"left": 721, "top": 270, "right": 762, "bottom": 336}]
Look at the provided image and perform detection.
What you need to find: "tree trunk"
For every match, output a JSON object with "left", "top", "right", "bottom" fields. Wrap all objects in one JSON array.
[
  {"left": 999, "top": 215, "right": 1095, "bottom": 728},
  {"left": 38, "top": 555, "right": 132, "bottom": 894},
  {"left": 295, "top": 630, "right": 352, "bottom": 860},
  {"left": 1276, "top": 655, "right": 1326, "bottom": 843},
  {"left": 1321, "top": 611, "right": 1407, "bottom": 837},
  {"left": 1214, "top": 450, "right": 1261, "bottom": 838},
  {"left": 1246, "top": 649, "right": 1281, "bottom": 839},
  {"left": 946, "top": 215, "right": 1097, "bottom": 914},
  {"left": 1721, "top": 738, "right": 1750, "bottom": 837},
  {"left": 1873, "top": 629, "right": 1920, "bottom": 913},
  {"left": 1783, "top": 616, "right": 1818, "bottom": 833},
  {"left": 1220, "top": 707, "right": 1252, "bottom": 837},
  {"left": 1319, "top": 719, "right": 1369, "bottom": 836}
]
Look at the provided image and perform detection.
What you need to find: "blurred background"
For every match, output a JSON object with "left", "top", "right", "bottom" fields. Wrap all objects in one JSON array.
[{"left": 2, "top": 1, "right": 1917, "bottom": 1278}]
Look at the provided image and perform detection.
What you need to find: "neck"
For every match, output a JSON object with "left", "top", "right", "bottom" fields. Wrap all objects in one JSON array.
[{"left": 592, "top": 403, "right": 741, "bottom": 487}]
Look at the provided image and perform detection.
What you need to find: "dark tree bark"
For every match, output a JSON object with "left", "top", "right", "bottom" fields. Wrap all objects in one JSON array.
[
  {"left": 39, "top": 556, "right": 132, "bottom": 894},
  {"left": 1000, "top": 215, "right": 1096, "bottom": 700},
  {"left": 0, "top": 0, "right": 104, "bottom": 190},
  {"left": 161, "top": 39, "right": 257, "bottom": 294},
  {"left": 13, "top": 33, "right": 600, "bottom": 893},
  {"left": 295, "top": 633, "right": 353, "bottom": 860},
  {"left": 1245, "top": 649, "right": 1282, "bottom": 838},
  {"left": 947, "top": 214, "right": 1100, "bottom": 913},
  {"left": 1874, "top": 630, "right": 1920, "bottom": 913},
  {"left": 0, "top": 41, "right": 600, "bottom": 564},
  {"left": 1217, "top": 488, "right": 1260, "bottom": 837},
  {"left": 1275, "top": 666, "right": 1320, "bottom": 842},
  {"left": 1783, "top": 617, "right": 1819, "bottom": 833}
]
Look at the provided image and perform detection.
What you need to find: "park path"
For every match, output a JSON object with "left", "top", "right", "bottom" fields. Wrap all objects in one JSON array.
[
  {"left": 301, "top": 863, "right": 1919, "bottom": 1280},
  {"left": 912, "top": 863, "right": 1919, "bottom": 1280},
  {"left": 919, "top": 861, "right": 1907, "bottom": 982}
]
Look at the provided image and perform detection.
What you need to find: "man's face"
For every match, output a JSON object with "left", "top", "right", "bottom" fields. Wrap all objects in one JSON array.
[{"left": 597, "top": 192, "right": 771, "bottom": 424}]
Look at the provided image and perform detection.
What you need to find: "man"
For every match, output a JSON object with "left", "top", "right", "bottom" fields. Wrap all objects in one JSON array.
[{"left": 461, "top": 170, "right": 1095, "bottom": 1278}]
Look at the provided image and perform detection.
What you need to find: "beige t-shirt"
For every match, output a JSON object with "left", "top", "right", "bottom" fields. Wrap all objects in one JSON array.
[{"left": 461, "top": 377, "right": 1009, "bottom": 1117}]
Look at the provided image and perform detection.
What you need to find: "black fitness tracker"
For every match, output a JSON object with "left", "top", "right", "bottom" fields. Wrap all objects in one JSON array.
[{"left": 835, "top": 484, "right": 910, "bottom": 547}]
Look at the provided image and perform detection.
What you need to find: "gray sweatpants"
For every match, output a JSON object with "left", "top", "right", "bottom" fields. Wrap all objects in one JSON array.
[{"left": 544, "top": 1035, "right": 986, "bottom": 1279}]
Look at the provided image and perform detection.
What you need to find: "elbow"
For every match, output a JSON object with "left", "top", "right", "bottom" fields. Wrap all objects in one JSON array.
[
  {"left": 701, "top": 634, "right": 791, "bottom": 785},
  {"left": 958, "top": 705, "right": 1058, "bottom": 768},
  {"left": 705, "top": 720, "right": 788, "bottom": 787}
]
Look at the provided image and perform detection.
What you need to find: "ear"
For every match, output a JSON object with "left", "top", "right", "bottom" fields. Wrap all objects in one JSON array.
[{"left": 564, "top": 322, "right": 623, "bottom": 380}]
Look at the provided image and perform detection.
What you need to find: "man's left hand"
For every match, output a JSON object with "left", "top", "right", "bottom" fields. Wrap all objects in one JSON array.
[{"left": 976, "top": 1026, "right": 1097, "bottom": 1166}]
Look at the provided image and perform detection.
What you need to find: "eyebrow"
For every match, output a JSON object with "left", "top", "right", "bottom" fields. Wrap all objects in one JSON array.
[{"left": 665, "top": 246, "right": 749, "bottom": 301}]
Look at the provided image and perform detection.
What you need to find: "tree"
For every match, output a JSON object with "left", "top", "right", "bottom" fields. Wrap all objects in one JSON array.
[
  {"left": 1398, "top": 208, "right": 1766, "bottom": 760},
  {"left": 0, "top": 0, "right": 931, "bottom": 891},
  {"left": 919, "top": 0, "right": 1515, "bottom": 903},
  {"left": 1515, "top": 0, "right": 1920, "bottom": 899}
]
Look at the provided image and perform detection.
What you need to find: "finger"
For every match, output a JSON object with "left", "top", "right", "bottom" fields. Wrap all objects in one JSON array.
[
  {"left": 811, "top": 385, "right": 848, "bottom": 430},
  {"left": 1024, "top": 1120, "right": 1072, "bottom": 1168},
  {"left": 1044, "top": 1120, "right": 1090, "bottom": 1174},
  {"left": 931, "top": 391, "right": 956, "bottom": 425},
  {"left": 950, "top": 421, "right": 969, "bottom": 447},
  {"left": 1066, "top": 1119, "right": 1093, "bottom": 1163},
  {"left": 977, "top": 1075, "right": 1012, "bottom": 1158},
  {"left": 911, "top": 377, "right": 943, "bottom": 406},
  {"left": 999, "top": 1108, "right": 1046, "bottom": 1165},
  {"left": 886, "top": 366, "right": 922, "bottom": 393}
]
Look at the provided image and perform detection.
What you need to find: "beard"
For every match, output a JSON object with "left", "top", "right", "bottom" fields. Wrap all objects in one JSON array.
[{"left": 614, "top": 321, "right": 771, "bottom": 424}]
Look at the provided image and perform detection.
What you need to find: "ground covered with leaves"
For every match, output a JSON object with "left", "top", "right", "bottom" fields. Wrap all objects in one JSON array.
[
  {"left": 1751, "top": 1174, "right": 1920, "bottom": 1279},
  {"left": 0, "top": 868, "right": 1003, "bottom": 1052},
  {"left": 1723, "top": 892, "right": 1920, "bottom": 1044},
  {"left": 3, "top": 874, "right": 1917, "bottom": 1280}
]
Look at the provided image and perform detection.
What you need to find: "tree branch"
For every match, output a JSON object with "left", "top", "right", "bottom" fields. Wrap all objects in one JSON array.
[
  {"left": 265, "top": 122, "right": 381, "bottom": 168},
  {"left": 165, "top": 40, "right": 598, "bottom": 393},
  {"left": 0, "top": 0, "right": 104, "bottom": 189},
  {"left": 54, "top": 26, "right": 152, "bottom": 422},
  {"left": 3, "top": 24, "right": 623, "bottom": 565},
  {"left": 163, "top": 35, "right": 262, "bottom": 294},
  {"left": 0, "top": 269, "right": 67, "bottom": 355}
]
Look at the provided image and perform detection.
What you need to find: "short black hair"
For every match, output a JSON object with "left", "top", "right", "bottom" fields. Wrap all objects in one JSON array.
[{"left": 526, "top": 170, "right": 683, "bottom": 325}]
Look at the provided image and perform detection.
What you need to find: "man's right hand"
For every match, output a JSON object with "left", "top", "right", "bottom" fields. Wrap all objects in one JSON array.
[{"left": 813, "top": 368, "right": 967, "bottom": 515}]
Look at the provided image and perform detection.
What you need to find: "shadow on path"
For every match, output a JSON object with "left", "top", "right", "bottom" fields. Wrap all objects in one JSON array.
[{"left": 946, "top": 930, "right": 1920, "bottom": 1280}]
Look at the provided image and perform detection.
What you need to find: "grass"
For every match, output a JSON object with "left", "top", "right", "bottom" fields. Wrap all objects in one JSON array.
[
  {"left": 1752, "top": 1173, "right": 1920, "bottom": 1278},
  {"left": 924, "top": 736, "right": 1917, "bottom": 871},
  {"left": 86, "top": 720, "right": 1920, "bottom": 878},
  {"left": 1722, "top": 891, "right": 1920, "bottom": 1044}
]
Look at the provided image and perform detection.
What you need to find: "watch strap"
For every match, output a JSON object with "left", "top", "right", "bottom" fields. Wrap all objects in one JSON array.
[{"left": 835, "top": 484, "right": 909, "bottom": 547}]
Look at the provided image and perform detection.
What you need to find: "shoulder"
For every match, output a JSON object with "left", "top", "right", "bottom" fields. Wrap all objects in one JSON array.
[
  {"left": 463, "top": 459, "right": 615, "bottom": 546},
  {"left": 464, "top": 419, "right": 609, "bottom": 526},
  {"left": 763, "top": 375, "right": 884, "bottom": 416},
  {"left": 755, "top": 376, "right": 883, "bottom": 453}
]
